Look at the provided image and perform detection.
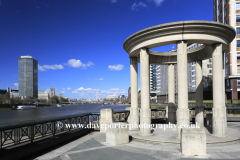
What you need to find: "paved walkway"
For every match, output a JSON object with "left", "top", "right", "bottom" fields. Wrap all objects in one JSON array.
[
  {"left": 35, "top": 122, "right": 240, "bottom": 160},
  {"left": 131, "top": 123, "right": 240, "bottom": 144}
]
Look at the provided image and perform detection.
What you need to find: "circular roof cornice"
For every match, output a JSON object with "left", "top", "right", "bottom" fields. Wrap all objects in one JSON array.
[{"left": 123, "top": 21, "right": 236, "bottom": 57}]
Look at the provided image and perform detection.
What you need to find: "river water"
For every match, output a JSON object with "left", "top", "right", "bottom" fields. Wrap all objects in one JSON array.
[{"left": 0, "top": 104, "right": 130, "bottom": 125}]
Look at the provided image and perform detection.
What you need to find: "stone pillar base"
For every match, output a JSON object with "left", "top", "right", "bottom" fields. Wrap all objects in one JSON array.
[
  {"left": 166, "top": 103, "right": 176, "bottom": 124},
  {"left": 139, "top": 109, "right": 152, "bottom": 136},
  {"left": 212, "top": 107, "right": 226, "bottom": 137},
  {"left": 106, "top": 122, "right": 129, "bottom": 146},
  {"left": 181, "top": 128, "right": 206, "bottom": 156},
  {"left": 177, "top": 108, "right": 190, "bottom": 139},
  {"left": 129, "top": 107, "right": 139, "bottom": 131},
  {"left": 212, "top": 117, "right": 226, "bottom": 137},
  {"left": 195, "top": 106, "right": 204, "bottom": 127},
  {"left": 100, "top": 109, "right": 114, "bottom": 133}
]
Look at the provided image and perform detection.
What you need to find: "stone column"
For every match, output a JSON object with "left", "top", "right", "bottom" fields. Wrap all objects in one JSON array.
[
  {"left": 139, "top": 48, "right": 152, "bottom": 136},
  {"left": 168, "top": 63, "right": 175, "bottom": 103},
  {"left": 195, "top": 60, "right": 204, "bottom": 127},
  {"left": 130, "top": 57, "right": 139, "bottom": 130},
  {"left": 222, "top": 52, "right": 227, "bottom": 129},
  {"left": 100, "top": 109, "right": 114, "bottom": 133},
  {"left": 212, "top": 44, "right": 226, "bottom": 137},
  {"left": 177, "top": 41, "right": 189, "bottom": 139}
]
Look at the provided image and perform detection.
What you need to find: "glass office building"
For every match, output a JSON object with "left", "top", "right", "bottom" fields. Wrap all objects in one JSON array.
[
  {"left": 150, "top": 65, "right": 157, "bottom": 91},
  {"left": 18, "top": 56, "right": 38, "bottom": 98}
]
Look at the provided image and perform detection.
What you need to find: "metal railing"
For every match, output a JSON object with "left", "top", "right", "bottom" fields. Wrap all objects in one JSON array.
[
  {"left": 113, "top": 110, "right": 130, "bottom": 122},
  {"left": 1, "top": 107, "right": 240, "bottom": 149},
  {"left": 151, "top": 109, "right": 166, "bottom": 119},
  {"left": 0, "top": 113, "right": 100, "bottom": 149}
]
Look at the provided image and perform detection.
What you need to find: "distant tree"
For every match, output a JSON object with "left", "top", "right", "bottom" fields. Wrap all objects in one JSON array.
[
  {"left": 23, "top": 97, "right": 32, "bottom": 104},
  {"left": 39, "top": 99, "right": 47, "bottom": 103},
  {"left": 10, "top": 97, "right": 22, "bottom": 105},
  {"left": 3, "top": 92, "right": 10, "bottom": 103},
  {"left": 122, "top": 99, "right": 128, "bottom": 104},
  {"left": 34, "top": 98, "right": 40, "bottom": 102},
  {"left": 60, "top": 97, "right": 68, "bottom": 102},
  {"left": 49, "top": 96, "right": 59, "bottom": 104}
]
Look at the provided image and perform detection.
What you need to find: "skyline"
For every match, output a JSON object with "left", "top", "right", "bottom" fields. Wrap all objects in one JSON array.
[{"left": 0, "top": 0, "right": 213, "bottom": 99}]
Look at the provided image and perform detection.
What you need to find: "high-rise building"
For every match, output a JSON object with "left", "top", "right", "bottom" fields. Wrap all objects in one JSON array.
[
  {"left": 128, "top": 87, "right": 131, "bottom": 100},
  {"left": 18, "top": 56, "right": 38, "bottom": 98},
  {"left": 214, "top": 0, "right": 239, "bottom": 101},
  {"left": 150, "top": 65, "right": 157, "bottom": 91},
  {"left": 50, "top": 88, "right": 55, "bottom": 97}
]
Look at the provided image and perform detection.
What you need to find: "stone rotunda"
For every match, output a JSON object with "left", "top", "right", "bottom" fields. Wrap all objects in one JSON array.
[{"left": 123, "top": 21, "right": 236, "bottom": 138}]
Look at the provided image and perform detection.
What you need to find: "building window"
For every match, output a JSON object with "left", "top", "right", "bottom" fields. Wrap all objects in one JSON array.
[
  {"left": 225, "top": 19, "right": 228, "bottom": 24},
  {"left": 237, "top": 40, "right": 240, "bottom": 48},
  {"left": 207, "top": 64, "right": 212, "bottom": 68},
  {"left": 238, "top": 65, "right": 240, "bottom": 74},
  {"left": 225, "top": 0, "right": 228, "bottom": 5},
  {"left": 219, "top": 3, "right": 223, "bottom": 13},
  {"left": 227, "top": 79, "right": 230, "bottom": 86},
  {"left": 237, "top": 15, "right": 240, "bottom": 23},
  {"left": 238, "top": 79, "right": 240, "bottom": 86},
  {"left": 226, "top": 67, "right": 229, "bottom": 75},
  {"left": 208, "top": 75, "right": 212, "bottom": 79},
  {"left": 237, "top": 28, "right": 240, "bottom": 35},
  {"left": 209, "top": 70, "right": 212, "bottom": 73},
  {"left": 238, "top": 53, "right": 240, "bottom": 61},
  {"left": 209, "top": 58, "right": 212, "bottom": 63},
  {"left": 237, "top": 3, "right": 240, "bottom": 10},
  {"left": 226, "top": 55, "right": 229, "bottom": 63},
  {"left": 224, "top": 8, "right": 228, "bottom": 16}
]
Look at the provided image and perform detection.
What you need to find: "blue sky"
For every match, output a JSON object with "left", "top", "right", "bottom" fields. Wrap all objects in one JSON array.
[{"left": 0, "top": 0, "right": 213, "bottom": 99}]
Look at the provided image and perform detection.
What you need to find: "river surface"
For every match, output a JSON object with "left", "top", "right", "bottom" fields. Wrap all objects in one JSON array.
[{"left": 0, "top": 104, "right": 130, "bottom": 125}]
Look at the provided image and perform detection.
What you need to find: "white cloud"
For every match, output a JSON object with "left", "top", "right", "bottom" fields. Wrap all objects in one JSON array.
[
  {"left": 108, "top": 64, "right": 124, "bottom": 71},
  {"left": 85, "top": 88, "right": 92, "bottom": 91},
  {"left": 131, "top": 2, "right": 147, "bottom": 11},
  {"left": 13, "top": 83, "right": 18, "bottom": 89},
  {"left": 72, "top": 90, "right": 78, "bottom": 94},
  {"left": 43, "top": 64, "right": 64, "bottom": 70},
  {"left": 62, "top": 91, "right": 66, "bottom": 93},
  {"left": 110, "top": 88, "right": 119, "bottom": 91},
  {"left": 150, "top": 0, "right": 165, "bottom": 6},
  {"left": 67, "top": 59, "right": 94, "bottom": 69},
  {"left": 67, "top": 59, "right": 82, "bottom": 68},
  {"left": 87, "top": 61, "right": 94, "bottom": 67},
  {"left": 38, "top": 64, "right": 64, "bottom": 71},
  {"left": 111, "top": 0, "right": 117, "bottom": 3},
  {"left": 67, "top": 87, "right": 71, "bottom": 90},
  {"left": 99, "top": 78, "right": 103, "bottom": 80},
  {"left": 38, "top": 65, "right": 46, "bottom": 71},
  {"left": 62, "top": 88, "right": 65, "bottom": 90},
  {"left": 76, "top": 87, "right": 85, "bottom": 91},
  {"left": 73, "top": 87, "right": 127, "bottom": 98}
]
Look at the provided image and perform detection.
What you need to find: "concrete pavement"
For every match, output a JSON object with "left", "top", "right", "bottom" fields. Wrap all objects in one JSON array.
[{"left": 35, "top": 122, "right": 240, "bottom": 160}]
